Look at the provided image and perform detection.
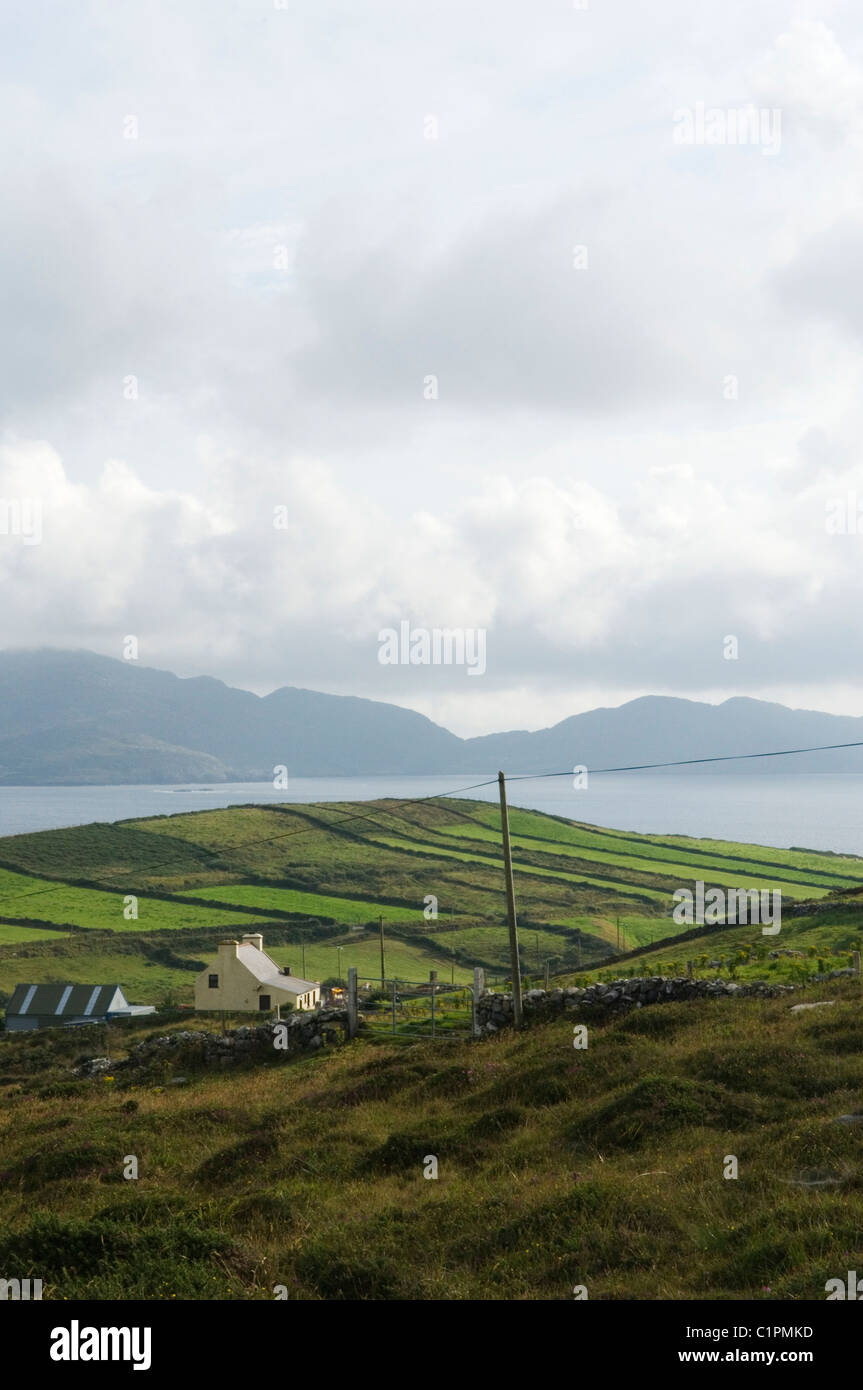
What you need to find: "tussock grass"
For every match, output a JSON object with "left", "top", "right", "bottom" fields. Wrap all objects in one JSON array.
[{"left": 0, "top": 979, "right": 861, "bottom": 1299}]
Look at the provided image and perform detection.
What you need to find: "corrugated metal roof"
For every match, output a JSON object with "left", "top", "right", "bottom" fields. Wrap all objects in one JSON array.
[{"left": 6, "top": 984, "right": 128, "bottom": 1017}]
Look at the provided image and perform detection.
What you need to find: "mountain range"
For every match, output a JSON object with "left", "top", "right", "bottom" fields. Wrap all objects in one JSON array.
[{"left": 2, "top": 648, "right": 863, "bottom": 785}]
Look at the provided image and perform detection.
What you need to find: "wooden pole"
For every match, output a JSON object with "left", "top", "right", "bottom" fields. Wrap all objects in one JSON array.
[
  {"left": 379, "top": 915, "right": 386, "bottom": 984},
  {"left": 497, "top": 771, "right": 523, "bottom": 1028},
  {"left": 430, "top": 970, "right": 437, "bottom": 1037},
  {"left": 347, "top": 967, "right": 358, "bottom": 1040}
]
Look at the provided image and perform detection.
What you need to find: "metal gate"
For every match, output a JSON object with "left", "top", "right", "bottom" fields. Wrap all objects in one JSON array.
[{"left": 346, "top": 967, "right": 503, "bottom": 1040}]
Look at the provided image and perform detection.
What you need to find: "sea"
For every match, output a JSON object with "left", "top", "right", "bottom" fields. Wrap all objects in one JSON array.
[{"left": 2, "top": 772, "right": 863, "bottom": 855}]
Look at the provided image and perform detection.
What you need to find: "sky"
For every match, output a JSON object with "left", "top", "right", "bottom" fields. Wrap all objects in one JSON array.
[{"left": 3, "top": 1, "right": 863, "bottom": 736}]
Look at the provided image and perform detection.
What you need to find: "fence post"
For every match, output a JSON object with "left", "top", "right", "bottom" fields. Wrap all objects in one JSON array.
[
  {"left": 430, "top": 970, "right": 437, "bottom": 1038},
  {"left": 687, "top": 960, "right": 694, "bottom": 979},
  {"left": 392, "top": 978, "right": 397, "bottom": 1034},
  {"left": 472, "top": 967, "right": 485, "bottom": 1038},
  {"left": 347, "top": 967, "right": 358, "bottom": 1040},
  {"left": 853, "top": 950, "right": 861, "bottom": 976}
]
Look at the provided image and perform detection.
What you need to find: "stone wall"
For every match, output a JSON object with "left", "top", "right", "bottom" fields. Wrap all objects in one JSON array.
[
  {"left": 77, "top": 1008, "right": 350, "bottom": 1076},
  {"left": 476, "top": 975, "right": 796, "bottom": 1034}
]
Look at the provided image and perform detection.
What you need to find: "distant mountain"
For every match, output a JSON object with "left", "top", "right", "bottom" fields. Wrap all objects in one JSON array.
[
  {"left": 1, "top": 648, "right": 863, "bottom": 785},
  {"left": 0, "top": 650, "right": 462, "bottom": 784},
  {"left": 462, "top": 694, "right": 863, "bottom": 776}
]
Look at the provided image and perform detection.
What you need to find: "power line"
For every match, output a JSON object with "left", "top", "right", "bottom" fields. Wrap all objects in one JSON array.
[{"left": 506, "top": 738, "right": 863, "bottom": 781}]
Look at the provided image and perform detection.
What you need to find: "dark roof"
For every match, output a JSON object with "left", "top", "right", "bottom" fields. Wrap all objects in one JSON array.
[{"left": 7, "top": 984, "right": 127, "bottom": 1018}]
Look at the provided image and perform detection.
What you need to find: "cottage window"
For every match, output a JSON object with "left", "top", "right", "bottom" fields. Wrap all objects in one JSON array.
[
  {"left": 259, "top": 994, "right": 270, "bottom": 1011},
  {"left": 208, "top": 974, "right": 218, "bottom": 989}
]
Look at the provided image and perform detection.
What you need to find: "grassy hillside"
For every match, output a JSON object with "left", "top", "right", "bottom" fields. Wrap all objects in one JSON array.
[
  {"left": 1, "top": 978, "right": 861, "bottom": 1300},
  {"left": 1, "top": 797, "right": 856, "bottom": 964},
  {"left": 580, "top": 899, "right": 863, "bottom": 990},
  {"left": 2, "top": 797, "right": 862, "bottom": 1302},
  {"left": 0, "top": 798, "right": 860, "bottom": 1007}
]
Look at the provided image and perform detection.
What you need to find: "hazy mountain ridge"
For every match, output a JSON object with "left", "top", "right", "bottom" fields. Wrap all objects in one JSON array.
[{"left": 2, "top": 649, "right": 863, "bottom": 785}]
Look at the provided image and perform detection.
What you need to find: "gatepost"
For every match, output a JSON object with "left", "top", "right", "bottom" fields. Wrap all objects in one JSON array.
[
  {"left": 472, "top": 967, "right": 485, "bottom": 1037},
  {"left": 347, "top": 967, "right": 358, "bottom": 1040}
]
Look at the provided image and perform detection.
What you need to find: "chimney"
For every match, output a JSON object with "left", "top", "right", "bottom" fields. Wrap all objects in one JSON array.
[
  {"left": 242, "top": 933, "right": 264, "bottom": 952},
  {"left": 218, "top": 940, "right": 239, "bottom": 962}
]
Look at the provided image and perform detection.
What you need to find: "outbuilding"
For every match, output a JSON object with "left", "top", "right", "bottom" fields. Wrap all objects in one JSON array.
[{"left": 4, "top": 983, "right": 155, "bottom": 1032}]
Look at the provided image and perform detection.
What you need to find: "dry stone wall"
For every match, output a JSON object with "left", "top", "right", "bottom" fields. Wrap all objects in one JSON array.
[
  {"left": 476, "top": 975, "right": 796, "bottom": 1034},
  {"left": 77, "top": 1008, "right": 350, "bottom": 1076}
]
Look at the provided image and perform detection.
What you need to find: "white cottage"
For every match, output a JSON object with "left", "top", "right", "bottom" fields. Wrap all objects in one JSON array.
[{"left": 194, "top": 934, "right": 320, "bottom": 1015}]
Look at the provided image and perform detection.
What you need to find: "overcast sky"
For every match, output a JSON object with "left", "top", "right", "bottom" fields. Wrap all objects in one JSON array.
[{"left": 3, "top": 2, "right": 863, "bottom": 735}]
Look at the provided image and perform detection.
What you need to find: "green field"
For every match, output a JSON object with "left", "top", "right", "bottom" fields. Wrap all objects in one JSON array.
[
  {"left": 0, "top": 922, "right": 70, "bottom": 944},
  {"left": 175, "top": 883, "right": 436, "bottom": 926},
  {"left": 440, "top": 821, "right": 839, "bottom": 898},
  {"left": 1, "top": 796, "right": 861, "bottom": 1006},
  {"left": 0, "top": 865, "right": 274, "bottom": 935}
]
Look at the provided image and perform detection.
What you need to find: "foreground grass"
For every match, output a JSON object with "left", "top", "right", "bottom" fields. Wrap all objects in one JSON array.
[{"left": 0, "top": 980, "right": 861, "bottom": 1300}]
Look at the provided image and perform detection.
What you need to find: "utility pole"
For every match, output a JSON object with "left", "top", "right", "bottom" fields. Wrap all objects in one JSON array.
[
  {"left": 379, "top": 915, "right": 386, "bottom": 984},
  {"left": 497, "top": 771, "right": 523, "bottom": 1028}
]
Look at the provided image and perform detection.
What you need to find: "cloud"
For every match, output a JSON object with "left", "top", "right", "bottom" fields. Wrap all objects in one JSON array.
[
  {"left": 4, "top": 435, "right": 863, "bottom": 732},
  {"left": 753, "top": 19, "right": 863, "bottom": 142},
  {"left": 4, "top": 1, "right": 863, "bottom": 732}
]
